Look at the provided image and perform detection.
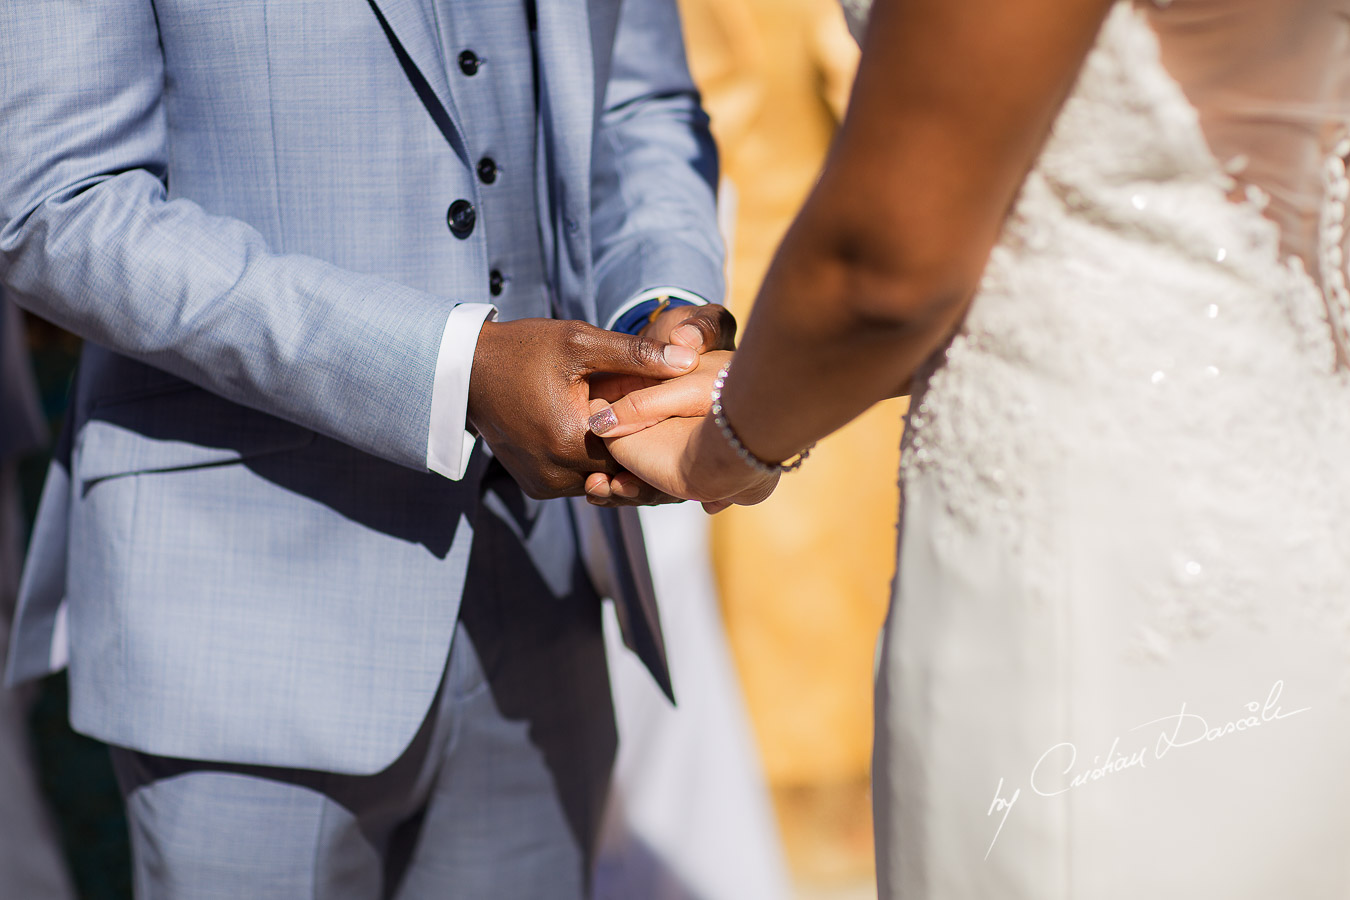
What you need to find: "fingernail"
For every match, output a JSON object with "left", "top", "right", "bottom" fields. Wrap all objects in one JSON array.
[
  {"left": 664, "top": 344, "right": 697, "bottom": 369},
  {"left": 588, "top": 407, "right": 618, "bottom": 435},
  {"left": 672, "top": 324, "right": 702, "bottom": 347}
]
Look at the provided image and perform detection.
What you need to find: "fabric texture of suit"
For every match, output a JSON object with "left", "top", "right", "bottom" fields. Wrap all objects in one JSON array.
[{"left": 0, "top": 0, "right": 722, "bottom": 777}]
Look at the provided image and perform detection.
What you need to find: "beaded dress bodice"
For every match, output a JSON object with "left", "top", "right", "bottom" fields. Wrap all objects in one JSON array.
[{"left": 849, "top": 0, "right": 1350, "bottom": 650}]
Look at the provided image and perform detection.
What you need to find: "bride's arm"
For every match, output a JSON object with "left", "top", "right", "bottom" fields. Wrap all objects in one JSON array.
[
  {"left": 588, "top": 0, "right": 1116, "bottom": 505},
  {"left": 712, "top": 0, "right": 1115, "bottom": 466}
]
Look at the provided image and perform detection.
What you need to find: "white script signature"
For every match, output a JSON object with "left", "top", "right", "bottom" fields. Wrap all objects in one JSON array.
[{"left": 984, "top": 680, "right": 1310, "bottom": 860}]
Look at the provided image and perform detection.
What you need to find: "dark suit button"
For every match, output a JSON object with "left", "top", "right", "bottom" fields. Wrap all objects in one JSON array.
[
  {"left": 489, "top": 269, "right": 504, "bottom": 296},
  {"left": 446, "top": 199, "right": 476, "bottom": 239},
  {"left": 458, "top": 50, "right": 481, "bottom": 76},
  {"left": 477, "top": 157, "right": 498, "bottom": 185}
]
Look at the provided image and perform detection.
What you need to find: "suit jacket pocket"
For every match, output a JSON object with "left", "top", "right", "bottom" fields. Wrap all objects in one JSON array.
[{"left": 76, "top": 385, "right": 315, "bottom": 489}]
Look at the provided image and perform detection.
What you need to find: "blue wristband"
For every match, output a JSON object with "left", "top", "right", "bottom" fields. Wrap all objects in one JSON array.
[{"left": 612, "top": 296, "right": 696, "bottom": 335}]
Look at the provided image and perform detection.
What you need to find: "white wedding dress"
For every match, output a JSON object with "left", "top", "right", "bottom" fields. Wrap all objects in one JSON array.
[{"left": 841, "top": 1, "right": 1350, "bottom": 897}]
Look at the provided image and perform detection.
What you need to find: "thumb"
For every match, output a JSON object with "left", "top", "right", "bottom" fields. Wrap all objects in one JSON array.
[
  {"left": 588, "top": 375, "right": 712, "bottom": 438},
  {"left": 669, "top": 304, "right": 737, "bottom": 353},
  {"left": 570, "top": 323, "right": 698, "bottom": 378}
]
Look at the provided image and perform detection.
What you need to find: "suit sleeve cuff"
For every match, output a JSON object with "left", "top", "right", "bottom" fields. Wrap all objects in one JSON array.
[
  {"left": 427, "top": 303, "right": 498, "bottom": 480},
  {"left": 604, "top": 287, "right": 708, "bottom": 333}
]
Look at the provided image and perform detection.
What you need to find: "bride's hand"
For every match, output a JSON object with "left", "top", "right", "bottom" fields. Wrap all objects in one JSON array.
[
  {"left": 587, "top": 351, "right": 731, "bottom": 438},
  {"left": 589, "top": 415, "right": 779, "bottom": 512},
  {"left": 584, "top": 352, "right": 778, "bottom": 511}
]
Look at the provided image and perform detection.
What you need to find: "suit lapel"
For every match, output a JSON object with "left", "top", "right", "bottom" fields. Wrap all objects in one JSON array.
[
  {"left": 535, "top": 4, "right": 673, "bottom": 696},
  {"left": 605, "top": 506, "right": 675, "bottom": 702},
  {"left": 569, "top": 497, "right": 674, "bottom": 703},
  {"left": 366, "top": 0, "right": 469, "bottom": 161},
  {"left": 533, "top": 0, "right": 596, "bottom": 320},
  {"left": 365, "top": 0, "right": 668, "bottom": 698}
]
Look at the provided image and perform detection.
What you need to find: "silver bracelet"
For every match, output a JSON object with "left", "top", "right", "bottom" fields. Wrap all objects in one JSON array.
[{"left": 709, "top": 363, "right": 814, "bottom": 475}]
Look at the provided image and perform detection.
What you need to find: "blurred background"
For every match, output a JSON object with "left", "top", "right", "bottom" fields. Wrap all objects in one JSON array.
[
  {"left": 3, "top": 1, "right": 905, "bottom": 898},
  {"left": 672, "top": 0, "right": 904, "bottom": 892}
]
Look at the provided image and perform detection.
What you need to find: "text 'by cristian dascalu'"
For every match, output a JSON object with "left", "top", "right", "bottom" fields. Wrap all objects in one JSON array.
[{"left": 982, "top": 680, "right": 1310, "bottom": 860}]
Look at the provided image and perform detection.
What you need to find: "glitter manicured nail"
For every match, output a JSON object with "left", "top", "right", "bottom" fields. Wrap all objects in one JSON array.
[{"left": 589, "top": 407, "right": 618, "bottom": 435}]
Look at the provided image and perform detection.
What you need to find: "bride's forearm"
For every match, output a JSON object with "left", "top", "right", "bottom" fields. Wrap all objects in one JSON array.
[
  {"left": 713, "top": 0, "right": 1112, "bottom": 469},
  {"left": 716, "top": 210, "right": 977, "bottom": 466}
]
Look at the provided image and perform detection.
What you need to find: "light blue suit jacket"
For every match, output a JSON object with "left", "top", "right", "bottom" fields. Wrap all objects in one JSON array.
[{"left": 0, "top": 0, "right": 722, "bottom": 774}]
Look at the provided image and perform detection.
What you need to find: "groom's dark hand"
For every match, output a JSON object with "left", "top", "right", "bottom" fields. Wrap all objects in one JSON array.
[
  {"left": 467, "top": 318, "right": 699, "bottom": 501},
  {"left": 591, "top": 303, "right": 737, "bottom": 404},
  {"left": 642, "top": 302, "right": 737, "bottom": 352}
]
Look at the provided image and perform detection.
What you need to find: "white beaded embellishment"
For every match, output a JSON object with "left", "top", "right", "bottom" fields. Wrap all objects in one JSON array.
[
  {"left": 1319, "top": 130, "right": 1350, "bottom": 360},
  {"left": 898, "top": 2, "right": 1350, "bottom": 650}
]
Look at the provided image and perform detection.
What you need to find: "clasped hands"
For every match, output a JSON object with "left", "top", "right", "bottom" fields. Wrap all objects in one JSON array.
[{"left": 465, "top": 304, "right": 777, "bottom": 512}]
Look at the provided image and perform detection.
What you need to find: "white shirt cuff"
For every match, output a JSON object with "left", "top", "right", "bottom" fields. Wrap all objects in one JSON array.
[
  {"left": 603, "top": 287, "right": 709, "bottom": 332},
  {"left": 427, "top": 303, "right": 498, "bottom": 480}
]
